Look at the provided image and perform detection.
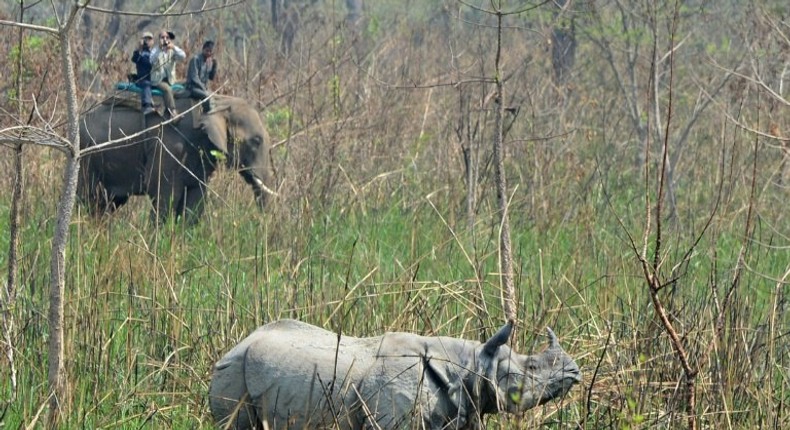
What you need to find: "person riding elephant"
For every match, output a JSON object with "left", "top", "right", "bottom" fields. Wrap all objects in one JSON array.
[
  {"left": 78, "top": 95, "right": 274, "bottom": 224},
  {"left": 151, "top": 30, "right": 186, "bottom": 120},
  {"left": 186, "top": 40, "right": 218, "bottom": 113},
  {"left": 131, "top": 31, "right": 156, "bottom": 115}
]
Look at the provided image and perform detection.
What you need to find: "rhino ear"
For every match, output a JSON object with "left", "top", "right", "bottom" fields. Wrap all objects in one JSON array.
[
  {"left": 201, "top": 113, "right": 229, "bottom": 154},
  {"left": 546, "top": 327, "right": 560, "bottom": 349},
  {"left": 482, "top": 320, "right": 513, "bottom": 357}
]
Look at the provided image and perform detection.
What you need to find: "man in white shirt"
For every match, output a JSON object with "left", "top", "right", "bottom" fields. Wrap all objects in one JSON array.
[{"left": 151, "top": 30, "right": 186, "bottom": 120}]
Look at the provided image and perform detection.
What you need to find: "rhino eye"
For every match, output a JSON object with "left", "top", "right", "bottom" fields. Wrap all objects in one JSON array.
[{"left": 524, "top": 360, "right": 539, "bottom": 372}]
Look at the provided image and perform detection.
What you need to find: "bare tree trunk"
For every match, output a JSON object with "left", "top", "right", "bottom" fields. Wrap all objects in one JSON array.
[
  {"left": 2, "top": 143, "right": 22, "bottom": 404},
  {"left": 459, "top": 91, "right": 479, "bottom": 231},
  {"left": 1, "top": 1, "right": 28, "bottom": 404},
  {"left": 464, "top": 142, "right": 477, "bottom": 231},
  {"left": 492, "top": 11, "right": 516, "bottom": 323},
  {"left": 271, "top": 0, "right": 281, "bottom": 30},
  {"left": 551, "top": 0, "right": 576, "bottom": 86},
  {"left": 47, "top": 9, "right": 82, "bottom": 427}
]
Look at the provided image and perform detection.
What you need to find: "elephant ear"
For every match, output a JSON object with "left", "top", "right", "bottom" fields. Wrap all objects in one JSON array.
[{"left": 201, "top": 113, "right": 229, "bottom": 155}]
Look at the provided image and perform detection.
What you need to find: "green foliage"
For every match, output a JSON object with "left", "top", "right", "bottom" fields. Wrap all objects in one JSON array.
[
  {"left": 265, "top": 106, "right": 295, "bottom": 139},
  {"left": 620, "top": 393, "right": 646, "bottom": 429},
  {"left": 367, "top": 15, "right": 381, "bottom": 38},
  {"left": 6, "top": 88, "right": 17, "bottom": 103},
  {"left": 329, "top": 73, "right": 341, "bottom": 114},
  {"left": 209, "top": 149, "right": 226, "bottom": 162},
  {"left": 9, "top": 35, "right": 45, "bottom": 64},
  {"left": 7, "top": 33, "right": 51, "bottom": 105},
  {"left": 80, "top": 58, "right": 99, "bottom": 73}
]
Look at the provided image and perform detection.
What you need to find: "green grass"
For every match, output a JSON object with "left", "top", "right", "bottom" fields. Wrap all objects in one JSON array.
[{"left": 1, "top": 159, "right": 786, "bottom": 428}]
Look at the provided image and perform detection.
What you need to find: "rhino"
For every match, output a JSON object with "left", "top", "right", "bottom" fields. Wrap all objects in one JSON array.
[{"left": 209, "top": 319, "right": 581, "bottom": 429}]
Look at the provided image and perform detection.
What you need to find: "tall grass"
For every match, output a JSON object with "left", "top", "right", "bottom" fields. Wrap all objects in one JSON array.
[
  {"left": 1, "top": 1, "right": 789, "bottom": 428},
  {"left": 2, "top": 151, "right": 786, "bottom": 428}
]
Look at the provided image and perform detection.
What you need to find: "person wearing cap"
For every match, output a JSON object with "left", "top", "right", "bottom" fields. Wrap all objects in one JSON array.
[
  {"left": 186, "top": 40, "right": 218, "bottom": 113},
  {"left": 151, "top": 30, "right": 186, "bottom": 120},
  {"left": 131, "top": 31, "right": 156, "bottom": 115}
]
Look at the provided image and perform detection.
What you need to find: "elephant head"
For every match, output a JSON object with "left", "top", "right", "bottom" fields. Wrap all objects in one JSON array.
[{"left": 200, "top": 97, "right": 273, "bottom": 210}]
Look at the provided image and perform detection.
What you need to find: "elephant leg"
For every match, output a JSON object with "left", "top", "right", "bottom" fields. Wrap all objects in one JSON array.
[
  {"left": 145, "top": 138, "right": 187, "bottom": 224},
  {"left": 78, "top": 164, "right": 105, "bottom": 216},
  {"left": 111, "top": 195, "right": 129, "bottom": 211},
  {"left": 79, "top": 178, "right": 123, "bottom": 216},
  {"left": 77, "top": 181, "right": 103, "bottom": 216},
  {"left": 179, "top": 185, "right": 206, "bottom": 225},
  {"left": 147, "top": 161, "right": 183, "bottom": 224},
  {"left": 149, "top": 183, "right": 182, "bottom": 224}
]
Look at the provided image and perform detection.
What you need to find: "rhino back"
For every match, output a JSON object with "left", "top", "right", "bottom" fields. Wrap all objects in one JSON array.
[
  {"left": 237, "top": 322, "right": 472, "bottom": 428},
  {"left": 242, "top": 320, "right": 380, "bottom": 428}
]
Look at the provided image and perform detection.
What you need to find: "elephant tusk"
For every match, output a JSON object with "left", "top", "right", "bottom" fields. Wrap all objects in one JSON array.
[{"left": 252, "top": 177, "right": 279, "bottom": 197}]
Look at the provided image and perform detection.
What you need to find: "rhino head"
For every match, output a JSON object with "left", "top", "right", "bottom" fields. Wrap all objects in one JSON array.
[{"left": 476, "top": 321, "right": 581, "bottom": 414}]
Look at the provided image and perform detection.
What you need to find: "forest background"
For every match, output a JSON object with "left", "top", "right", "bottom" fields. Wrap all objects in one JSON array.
[{"left": 0, "top": 0, "right": 788, "bottom": 428}]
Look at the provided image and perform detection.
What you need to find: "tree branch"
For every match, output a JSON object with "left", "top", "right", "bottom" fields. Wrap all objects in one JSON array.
[{"left": 0, "top": 19, "right": 58, "bottom": 34}]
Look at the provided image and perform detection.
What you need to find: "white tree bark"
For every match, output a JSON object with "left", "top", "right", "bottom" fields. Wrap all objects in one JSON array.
[{"left": 46, "top": 4, "right": 83, "bottom": 426}]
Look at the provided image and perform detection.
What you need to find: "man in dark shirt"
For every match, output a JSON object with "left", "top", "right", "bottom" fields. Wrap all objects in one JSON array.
[
  {"left": 186, "top": 40, "right": 218, "bottom": 113},
  {"left": 131, "top": 31, "right": 156, "bottom": 115}
]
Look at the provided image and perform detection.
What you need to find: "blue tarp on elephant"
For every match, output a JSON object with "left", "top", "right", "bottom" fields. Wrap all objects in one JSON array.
[{"left": 116, "top": 82, "right": 185, "bottom": 97}]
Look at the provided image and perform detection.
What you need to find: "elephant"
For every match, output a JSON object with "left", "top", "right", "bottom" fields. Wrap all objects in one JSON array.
[{"left": 78, "top": 95, "right": 273, "bottom": 223}]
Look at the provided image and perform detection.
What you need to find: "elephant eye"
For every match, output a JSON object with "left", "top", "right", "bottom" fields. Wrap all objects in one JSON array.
[{"left": 250, "top": 135, "right": 264, "bottom": 147}]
